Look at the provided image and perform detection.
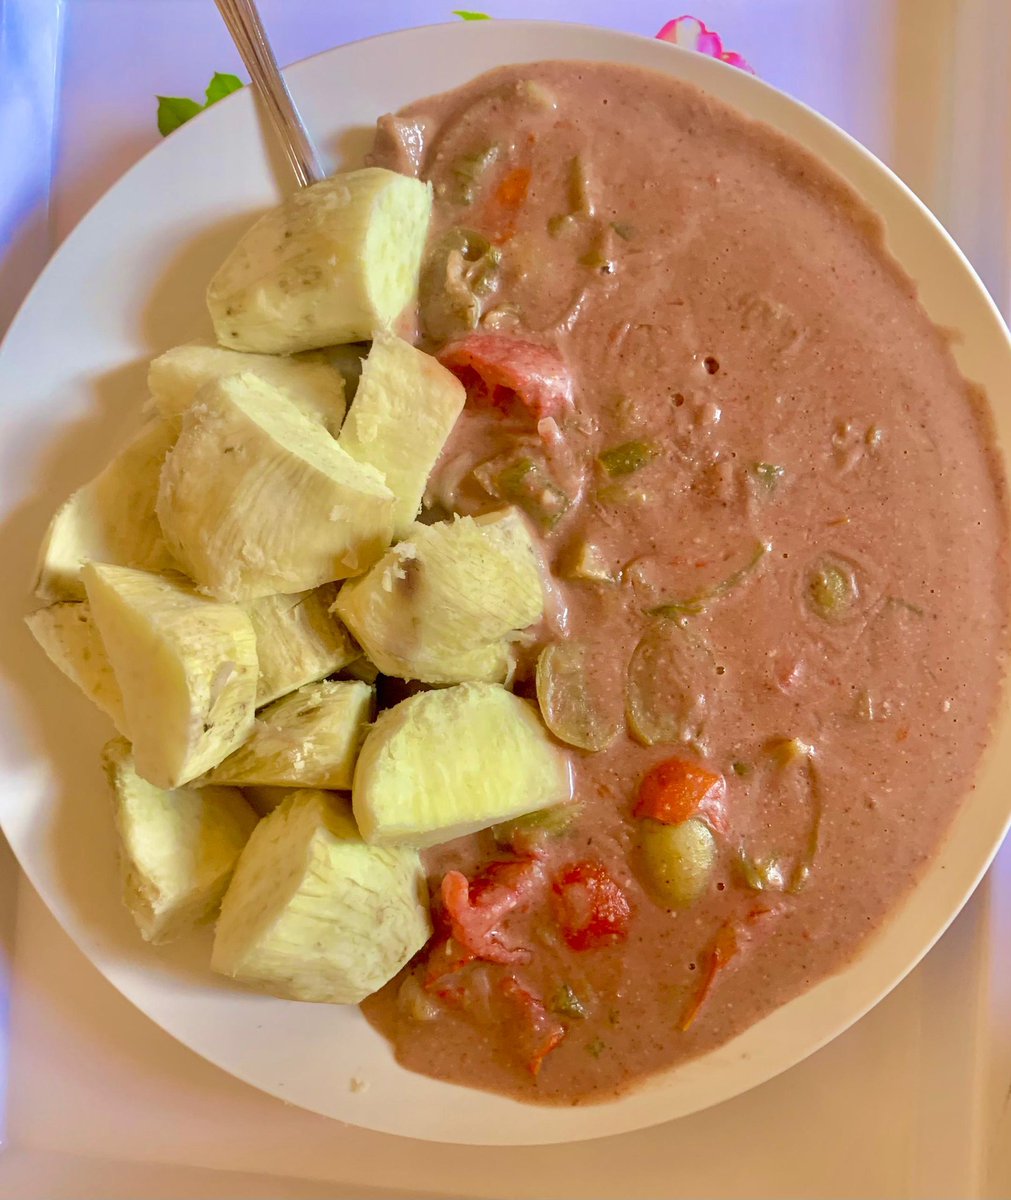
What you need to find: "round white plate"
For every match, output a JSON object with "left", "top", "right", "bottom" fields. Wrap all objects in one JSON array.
[{"left": 1, "top": 20, "right": 1009, "bottom": 1146}]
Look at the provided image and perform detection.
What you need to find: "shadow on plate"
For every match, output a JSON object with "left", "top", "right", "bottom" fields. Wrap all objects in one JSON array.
[
  {"left": 329, "top": 125, "right": 375, "bottom": 173},
  {"left": 139, "top": 211, "right": 268, "bottom": 352}
]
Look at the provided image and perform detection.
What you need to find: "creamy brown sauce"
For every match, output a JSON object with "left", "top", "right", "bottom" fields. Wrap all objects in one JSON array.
[{"left": 362, "top": 61, "right": 1009, "bottom": 1104}]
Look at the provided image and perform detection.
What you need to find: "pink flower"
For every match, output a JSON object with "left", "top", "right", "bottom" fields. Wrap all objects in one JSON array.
[{"left": 656, "top": 15, "right": 755, "bottom": 74}]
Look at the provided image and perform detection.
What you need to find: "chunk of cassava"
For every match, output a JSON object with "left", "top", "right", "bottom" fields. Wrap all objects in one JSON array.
[
  {"left": 25, "top": 601, "right": 127, "bottom": 734},
  {"left": 34, "top": 421, "right": 177, "bottom": 602},
  {"left": 103, "top": 738, "right": 257, "bottom": 943},
  {"left": 156, "top": 372, "right": 394, "bottom": 602},
  {"left": 353, "top": 682, "right": 571, "bottom": 847},
  {"left": 247, "top": 585, "right": 358, "bottom": 706},
  {"left": 206, "top": 679, "right": 374, "bottom": 790},
  {"left": 211, "top": 789, "right": 430, "bottom": 1003},
  {"left": 338, "top": 331, "right": 465, "bottom": 537},
  {"left": 83, "top": 564, "right": 258, "bottom": 788},
  {"left": 147, "top": 341, "right": 346, "bottom": 436},
  {"left": 334, "top": 509, "right": 542, "bottom": 684},
  {"left": 207, "top": 168, "right": 432, "bottom": 353}
]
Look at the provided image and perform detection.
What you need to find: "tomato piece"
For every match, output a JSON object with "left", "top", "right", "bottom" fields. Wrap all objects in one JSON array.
[
  {"left": 551, "top": 860, "right": 632, "bottom": 951},
  {"left": 500, "top": 976, "right": 567, "bottom": 1076},
  {"left": 679, "top": 922, "right": 739, "bottom": 1032},
  {"left": 634, "top": 757, "right": 728, "bottom": 833},
  {"left": 436, "top": 333, "right": 574, "bottom": 420},
  {"left": 439, "top": 858, "right": 543, "bottom": 965}
]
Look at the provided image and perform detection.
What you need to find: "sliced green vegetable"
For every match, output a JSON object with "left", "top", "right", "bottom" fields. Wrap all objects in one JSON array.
[
  {"left": 515, "top": 80, "right": 557, "bottom": 109},
  {"left": 492, "top": 802, "right": 582, "bottom": 849},
  {"left": 548, "top": 156, "right": 597, "bottom": 237},
  {"left": 586, "top": 1037, "right": 606, "bottom": 1058},
  {"left": 597, "top": 478, "right": 653, "bottom": 507},
  {"left": 480, "top": 302, "right": 522, "bottom": 331},
  {"left": 493, "top": 458, "right": 570, "bottom": 529},
  {"left": 611, "top": 221, "right": 634, "bottom": 241},
  {"left": 640, "top": 817, "right": 717, "bottom": 909},
  {"left": 766, "top": 736, "right": 815, "bottom": 767},
  {"left": 598, "top": 440, "right": 657, "bottom": 477},
  {"left": 736, "top": 851, "right": 785, "bottom": 892},
  {"left": 886, "top": 596, "right": 924, "bottom": 618},
  {"left": 730, "top": 760, "right": 752, "bottom": 777},
  {"left": 558, "top": 540, "right": 614, "bottom": 583},
  {"left": 568, "top": 155, "right": 594, "bottom": 215},
  {"left": 625, "top": 621, "right": 715, "bottom": 748},
  {"left": 580, "top": 236, "right": 616, "bottom": 274},
  {"left": 745, "top": 743, "right": 822, "bottom": 892},
  {"left": 398, "top": 973, "right": 440, "bottom": 1021},
  {"left": 536, "top": 641, "right": 621, "bottom": 752},
  {"left": 751, "top": 462, "right": 785, "bottom": 490},
  {"left": 452, "top": 145, "right": 500, "bottom": 204},
  {"left": 788, "top": 760, "right": 824, "bottom": 893},
  {"left": 547, "top": 212, "right": 581, "bottom": 238},
  {"left": 806, "top": 556, "right": 859, "bottom": 622},
  {"left": 648, "top": 541, "right": 771, "bottom": 619},
  {"left": 419, "top": 227, "right": 501, "bottom": 342},
  {"left": 550, "top": 983, "right": 587, "bottom": 1019}
]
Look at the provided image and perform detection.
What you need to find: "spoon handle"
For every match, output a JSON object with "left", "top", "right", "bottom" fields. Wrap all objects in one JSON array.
[{"left": 213, "top": 0, "right": 326, "bottom": 188}]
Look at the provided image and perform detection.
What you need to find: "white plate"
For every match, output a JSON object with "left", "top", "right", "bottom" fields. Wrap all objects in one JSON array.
[{"left": 1, "top": 20, "right": 1009, "bottom": 1146}]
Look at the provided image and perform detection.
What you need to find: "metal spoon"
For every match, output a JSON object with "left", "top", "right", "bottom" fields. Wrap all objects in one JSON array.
[{"left": 213, "top": 0, "right": 326, "bottom": 187}]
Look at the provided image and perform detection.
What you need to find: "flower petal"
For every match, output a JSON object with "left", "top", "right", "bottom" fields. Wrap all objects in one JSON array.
[{"left": 655, "top": 14, "right": 754, "bottom": 74}]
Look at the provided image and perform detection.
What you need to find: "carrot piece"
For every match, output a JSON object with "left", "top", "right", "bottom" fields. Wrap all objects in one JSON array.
[
  {"left": 494, "top": 165, "right": 532, "bottom": 210},
  {"left": 634, "top": 757, "right": 728, "bottom": 832},
  {"left": 679, "top": 923, "right": 739, "bottom": 1032},
  {"left": 485, "top": 165, "right": 532, "bottom": 239}
]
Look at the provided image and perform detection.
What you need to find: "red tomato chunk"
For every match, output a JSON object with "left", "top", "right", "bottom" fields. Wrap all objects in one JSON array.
[
  {"left": 438, "top": 858, "right": 543, "bottom": 965},
  {"left": 437, "top": 333, "right": 574, "bottom": 420},
  {"left": 634, "top": 757, "right": 728, "bottom": 833},
  {"left": 551, "top": 860, "right": 632, "bottom": 951}
]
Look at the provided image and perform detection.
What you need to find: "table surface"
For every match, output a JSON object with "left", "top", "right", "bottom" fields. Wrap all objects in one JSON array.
[{"left": 3, "top": 2, "right": 1011, "bottom": 1196}]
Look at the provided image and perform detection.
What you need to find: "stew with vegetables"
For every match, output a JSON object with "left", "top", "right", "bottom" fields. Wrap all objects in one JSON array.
[{"left": 361, "top": 60, "right": 1008, "bottom": 1103}]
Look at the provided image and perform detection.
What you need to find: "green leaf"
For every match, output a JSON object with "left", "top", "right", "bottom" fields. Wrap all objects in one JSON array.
[
  {"left": 156, "top": 95, "right": 203, "bottom": 137},
  {"left": 205, "top": 72, "right": 243, "bottom": 106},
  {"left": 157, "top": 73, "right": 244, "bottom": 136},
  {"left": 453, "top": 9, "right": 491, "bottom": 18}
]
